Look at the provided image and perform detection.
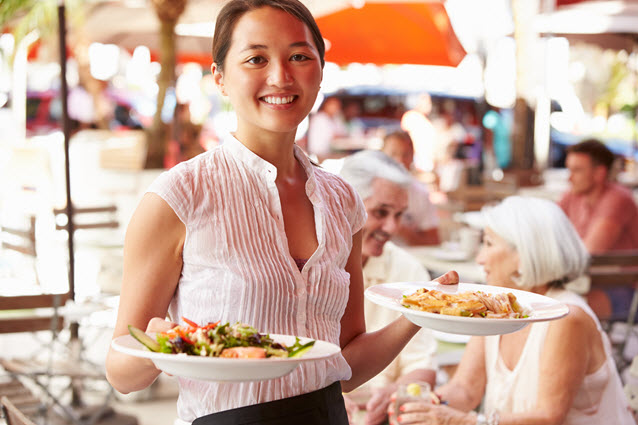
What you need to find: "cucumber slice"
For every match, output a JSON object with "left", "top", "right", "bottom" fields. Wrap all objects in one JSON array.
[
  {"left": 288, "top": 340, "right": 315, "bottom": 358},
  {"left": 128, "top": 325, "right": 161, "bottom": 352}
]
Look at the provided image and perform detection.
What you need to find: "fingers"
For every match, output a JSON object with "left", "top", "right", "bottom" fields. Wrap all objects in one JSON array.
[
  {"left": 396, "top": 411, "right": 430, "bottom": 424},
  {"left": 364, "top": 399, "right": 389, "bottom": 425},
  {"left": 400, "top": 401, "right": 434, "bottom": 413},
  {"left": 433, "top": 270, "right": 459, "bottom": 285},
  {"left": 146, "top": 317, "right": 178, "bottom": 333}
]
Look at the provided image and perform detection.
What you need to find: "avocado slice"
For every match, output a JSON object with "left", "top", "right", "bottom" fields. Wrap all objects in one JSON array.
[{"left": 128, "top": 325, "right": 161, "bottom": 352}]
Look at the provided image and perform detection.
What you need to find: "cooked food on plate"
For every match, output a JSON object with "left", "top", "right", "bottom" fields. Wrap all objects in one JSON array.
[
  {"left": 128, "top": 318, "right": 315, "bottom": 358},
  {"left": 402, "top": 288, "right": 529, "bottom": 318}
]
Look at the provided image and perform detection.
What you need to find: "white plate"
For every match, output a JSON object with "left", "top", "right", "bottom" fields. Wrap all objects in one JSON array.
[
  {"left": 111, "top": 334, "right": 341, "bottom": 382},
  {"left": 432, "top": 330, "right": 471, "bottom": 344},
  {"left": 365, "top": 281, "right": 569, "bottom": 336}
]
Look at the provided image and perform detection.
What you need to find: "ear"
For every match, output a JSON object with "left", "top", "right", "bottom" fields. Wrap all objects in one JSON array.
[
  {"left": 593, "top": 164, "right": 608, "bottom": 183},
  {"left": 211, "top": 63, "right": 227, "bottom": 96}
]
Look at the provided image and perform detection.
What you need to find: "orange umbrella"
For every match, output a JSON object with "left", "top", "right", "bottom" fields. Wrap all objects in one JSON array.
[{"left": 316, "top": 2, "right": 466, "bottom": 67}]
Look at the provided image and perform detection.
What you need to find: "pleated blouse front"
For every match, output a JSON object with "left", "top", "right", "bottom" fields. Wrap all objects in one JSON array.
[{"left": 147, "top": 135, "right": 366, "bottom": 422}]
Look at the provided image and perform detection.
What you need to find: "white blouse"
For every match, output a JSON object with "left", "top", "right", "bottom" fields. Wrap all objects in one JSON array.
[{"left": 147, "top": 136, "right": 366, "bottom": 422}]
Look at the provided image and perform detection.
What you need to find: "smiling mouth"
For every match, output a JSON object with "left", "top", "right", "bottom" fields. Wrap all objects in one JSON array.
[
  {"left": 261, "top": 95, "right": 297, "bottom": 105},
  {"left": 370, "top": 231, "right": 389, "bottom": 244}
]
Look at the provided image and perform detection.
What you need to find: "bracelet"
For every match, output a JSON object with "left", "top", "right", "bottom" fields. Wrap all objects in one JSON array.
[{"left": 476, "top": 411, "right": 500, "bottom": 425}]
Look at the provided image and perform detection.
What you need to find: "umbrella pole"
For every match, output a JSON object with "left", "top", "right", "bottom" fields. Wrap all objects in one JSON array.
[
  {"left": 57, "top": 1, "right": 75, "bottom": 302},
  {"left": 58, "top": 0, "right": 83, "bottom": 409}
]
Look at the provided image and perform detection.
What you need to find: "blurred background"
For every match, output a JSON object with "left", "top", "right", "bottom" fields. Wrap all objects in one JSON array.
[{"left": 0, "top": 0, "right": 637, "bottom": 424}]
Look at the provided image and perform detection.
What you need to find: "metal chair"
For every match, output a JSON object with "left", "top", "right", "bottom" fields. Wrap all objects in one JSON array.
[
  {"left": 1, "top": 215, "right": 39, "bottom": 286},
  {"left": 1, "top": 396, "right": 38, "bottom": 425},
  {"left": 587, "top": 250, "right": 638, "bottom": 371},
  {"left": 0, "top": 214, "right": 114, "bottom": 425}
]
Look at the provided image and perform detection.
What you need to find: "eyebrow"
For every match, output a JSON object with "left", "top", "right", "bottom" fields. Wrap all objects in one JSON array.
[
  {"left": 240, "top": 41, "right": 315, "bottom": 53},
  {"left": 376, "top": 203, "right": 400, "bottom": 210}
]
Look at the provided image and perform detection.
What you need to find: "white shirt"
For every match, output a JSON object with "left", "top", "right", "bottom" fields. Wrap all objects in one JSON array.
[
  {"left": 362, "top": 242, "right": 436, "bottom": 388},
  {"left": 148, "top": 135, "right": 366, "bottom": 422}
]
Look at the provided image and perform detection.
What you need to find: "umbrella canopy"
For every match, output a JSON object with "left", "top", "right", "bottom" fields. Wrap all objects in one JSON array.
[
  {"left": 81, "top": 0, "right": 349, "bottom": 64},
  {"left": 535, "top": 0, "right": 638, "bottom": 51},
  {"left": 315, "top": 1, "right": 466, "bottom": 66},
  {"left": 82, "top": 0, "right": 217, "bottom": 65}
]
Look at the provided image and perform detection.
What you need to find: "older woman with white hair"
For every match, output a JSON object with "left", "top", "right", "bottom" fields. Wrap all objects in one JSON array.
[{"left": 392, "top": 196, "right": 634, "bottom": 425}]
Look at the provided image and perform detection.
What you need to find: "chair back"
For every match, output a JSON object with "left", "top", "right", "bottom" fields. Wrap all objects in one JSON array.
[
  {"left": 1, "top": 215, "right": 39, "bottom": 285},
  {"left": 1, "top": 216, "right": 36, "bottom": 257},
  {"left": 53, "top": 205, "right": 119, "bottom": 231},
  {"left": 589, "top": 250, "right": 638, "bottom": 296},
  {"left": 587, "top": 250, "right": 638, "bottom": 370},
  {"left": 1, "top": 396, "right": 37, "bottom": 425},
  {"left": 0, "top": 292, "right": 69, "bottom": 334}
]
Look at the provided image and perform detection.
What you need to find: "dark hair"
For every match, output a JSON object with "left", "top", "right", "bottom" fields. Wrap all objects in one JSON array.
[
  {"left": 567, "top": 138, "right": 615, "bottom": 171},
  {"left": 383, "top": 130, "right": 414, "bottom": 151},
  {"left": 212, "top": 0, "right": 325, "bottom": 72}
]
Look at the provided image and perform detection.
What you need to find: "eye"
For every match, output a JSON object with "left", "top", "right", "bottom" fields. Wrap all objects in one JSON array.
[
  {"left": 246, "top": 56, "right": 266, "bottom": 65},
  {"left": 372, "top": 208, "right": 389, "bottom": 219},
  {"left": 290, "top": 53, "right": 310, "bottom": 62}
]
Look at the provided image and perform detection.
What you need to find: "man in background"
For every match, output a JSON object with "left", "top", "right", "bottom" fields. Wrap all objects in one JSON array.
[
  {"left": 382, "top": 131, "right": 440, "bottom": 246},
  {"left": 559, "top": 139, "right": 638, "bottom": 253},
  {"left": 306, "top": 96, "right": 348, "bottom": 160},
  {"left": 559, "top": 138, "right": 638, "bottom": 317},
  {"left": 339, "top": 150, "right": 437, "bottom": 425}
]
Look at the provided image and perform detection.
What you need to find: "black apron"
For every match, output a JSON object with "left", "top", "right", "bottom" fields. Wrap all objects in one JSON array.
[{"left": 192, "top": 381, "right": 349, "bottom": 425}]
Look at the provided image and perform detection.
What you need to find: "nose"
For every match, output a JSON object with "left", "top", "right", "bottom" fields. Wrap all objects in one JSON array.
[
  {"left": 475, "top": 244, "right": 486, "bottom": 265},
  {"left": 267, "top": 60, "right": 293, "bottom": 87},
  {"left": 381, "top": 215, "right": 400, "bottom": 236}
]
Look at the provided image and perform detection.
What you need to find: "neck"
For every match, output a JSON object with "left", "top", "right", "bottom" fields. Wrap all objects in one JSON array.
[
  {"left": 531, "top": 284, "right": 550, "bottom": 296},
  {"left": 362, "top": 255, "right": 369, "bottom": 267},
  {"left": 234, "top": 129, "right": 298, "bottom": 178},
  {"left": 584, "top": 180, "right": 608, "bottom": 205}
]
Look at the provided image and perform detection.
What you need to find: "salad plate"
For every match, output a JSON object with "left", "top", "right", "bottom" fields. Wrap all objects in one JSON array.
[
  {"left": 365, "top": 281, "right": 569, "bottom": 336},
  {"left": 112, "top": 333, "right": 341, "bottom": 382}
]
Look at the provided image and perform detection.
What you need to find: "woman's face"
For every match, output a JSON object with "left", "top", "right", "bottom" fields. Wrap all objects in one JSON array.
[
  {"left": 475, "top": 227, "right": 519, "bottom": 288},
  {"left": 212, "top": 6, "right": 323, "bottom": 140}
]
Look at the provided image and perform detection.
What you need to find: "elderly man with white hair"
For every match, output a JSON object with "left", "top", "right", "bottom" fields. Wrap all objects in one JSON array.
[{"left": 339, "top": 150, "right": 437, "bottom": 425}]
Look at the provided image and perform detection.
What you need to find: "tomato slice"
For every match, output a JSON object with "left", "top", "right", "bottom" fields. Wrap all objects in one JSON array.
[{"left": 182, "top": 317, "right": 200, "bottom": 328}]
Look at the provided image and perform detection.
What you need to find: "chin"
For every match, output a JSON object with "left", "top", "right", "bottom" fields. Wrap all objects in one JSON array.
[{"left": 363, "top": 246, "right": 383, "bottom": 259}]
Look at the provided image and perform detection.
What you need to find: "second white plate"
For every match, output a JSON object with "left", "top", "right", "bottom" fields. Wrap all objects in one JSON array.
[
  {"left": 365, "top": 281, "right": 569, "bottom": 336},
  {"left": 112, "top": 334, "right": 341, "bottom": 382}
]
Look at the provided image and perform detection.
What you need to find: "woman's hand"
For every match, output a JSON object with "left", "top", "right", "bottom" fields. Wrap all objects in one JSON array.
[
  {"left": 342, "top": 394, "right": 359, "bottom": 424},
  {"left": 389, "top": 400, "right": 475, "bottom": 425},
  {"left": 145, "top": 317, "right": 178, "bottom": 334},
  {"left": 364, "top": 385, "right": 395, "bottom": 424}
]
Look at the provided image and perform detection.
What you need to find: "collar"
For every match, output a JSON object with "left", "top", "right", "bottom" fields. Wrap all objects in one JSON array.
[{"left": 222, "top": 134, "right": 317, "bottom": 194}]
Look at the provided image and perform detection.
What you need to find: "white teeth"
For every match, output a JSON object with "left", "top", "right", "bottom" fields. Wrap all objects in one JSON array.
[
  {"left": 372, "top": 233, "right": 387, "bottom": 242},
  {"left": 263, "top": 96, "right": 295, "bottom": 105}
]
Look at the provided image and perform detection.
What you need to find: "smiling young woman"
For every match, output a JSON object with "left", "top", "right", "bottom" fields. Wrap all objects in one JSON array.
[{"left": 104, "top": 1, "right": 439, "bottom": 424}]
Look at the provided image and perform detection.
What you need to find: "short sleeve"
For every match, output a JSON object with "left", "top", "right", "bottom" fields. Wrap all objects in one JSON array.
[
  {"left": 146, "top": 163, "right": 194, "bottom": 225},
  {"left": 350, "top": 188, "right": 367, "bottom": 235},
  {"left": 595, "top": 187, "right": 635, "bottom": 227}
]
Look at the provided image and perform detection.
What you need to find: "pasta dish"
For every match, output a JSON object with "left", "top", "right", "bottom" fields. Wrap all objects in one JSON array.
[{"left": 402, "top": 288, "right": 529, "bottom": 318}]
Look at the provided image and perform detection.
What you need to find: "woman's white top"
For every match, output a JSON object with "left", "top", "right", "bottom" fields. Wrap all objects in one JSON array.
[
  {"left": 147, "top": 135, "right": 366, "bottom": 422},
  {"left": 483, "top": 288, "right": 634, "bottom": 424}
]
